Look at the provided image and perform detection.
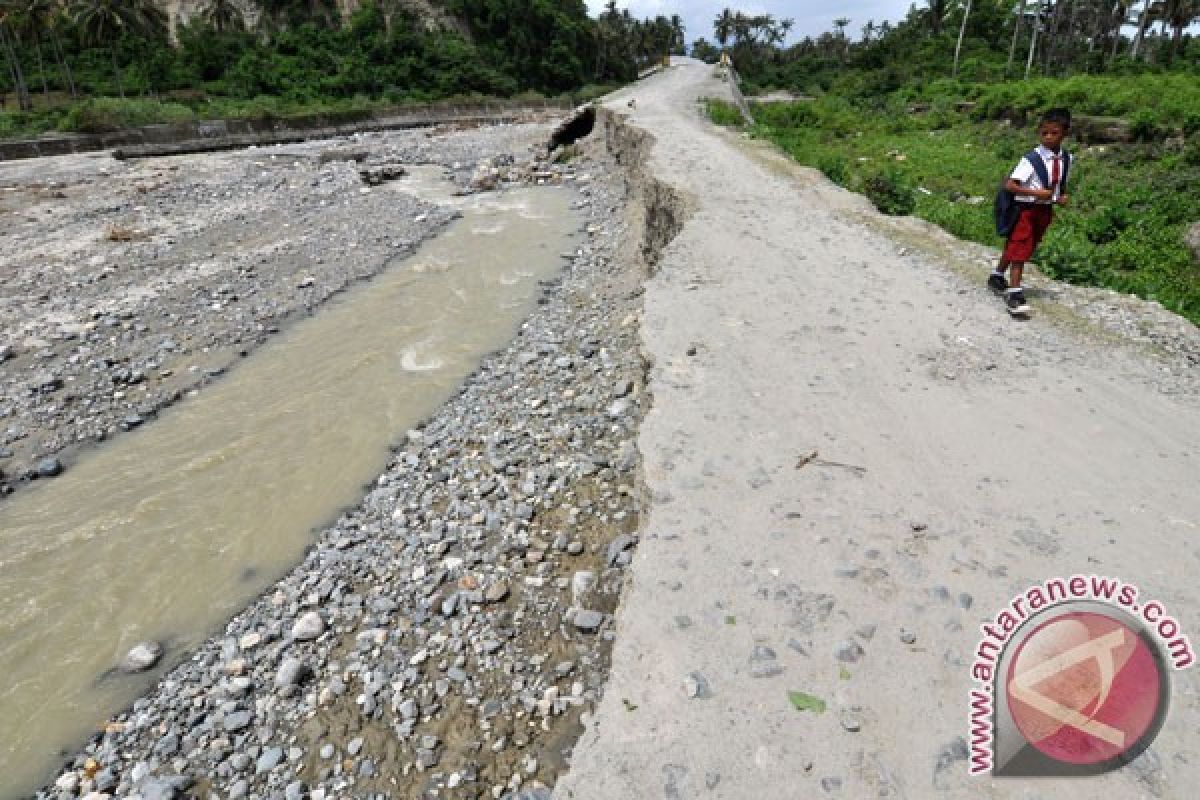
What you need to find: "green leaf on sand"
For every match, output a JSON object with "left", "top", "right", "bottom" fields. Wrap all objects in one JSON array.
[{"left": 788, "top": 690, "right": 827, "bottom": 713}]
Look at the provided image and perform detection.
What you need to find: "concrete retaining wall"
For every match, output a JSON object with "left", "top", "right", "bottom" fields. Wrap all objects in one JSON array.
[{"left": 0, "top": 101, "right": 573, "bottom": 162}]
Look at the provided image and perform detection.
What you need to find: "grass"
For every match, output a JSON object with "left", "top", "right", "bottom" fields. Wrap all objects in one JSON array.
[{"left": 707, "top": 97, "right": 1200, "bottom": 325}]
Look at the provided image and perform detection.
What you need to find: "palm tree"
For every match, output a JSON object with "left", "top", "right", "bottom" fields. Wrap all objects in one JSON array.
[
  {"left": 70, "top": 0, "right": 166, "bottom": 98},
  {"left": 1024, "top": 0, "right": 1042, "bottom": 78},
  {"left": 668, "top": 13, "right": 684, "bottom": 55},
  {"left": 1164, "top": 0, "right": 1199, "bottom": 62},
  {"left": 926, "top": 0, "right": 949, "bottom": 33},
  {"left": 1007, "top": 0, "right": 1031, "bottom": 72},
  {"left": 713, "top": 7, "right": 735, "bottom": 51},
  {"left": 202, "top": 0, "right": 245, "bottom": 34},
  {"left": 27, "top": 0, "right": 75, "bottom": 97},
  {"left": 0, "top": 0, "right": 32, "bottom": 109},
  {"left": 953, "top": 0, "right": 974, "bottom": 76},
  {"left": 1129, "top": 0, "right": 1163, "bottom": 58}
]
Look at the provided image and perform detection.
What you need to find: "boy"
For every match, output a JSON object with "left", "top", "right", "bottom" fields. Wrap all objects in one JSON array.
[{"left": 989, "top": 108, "right": 1072, "bottom": 315}]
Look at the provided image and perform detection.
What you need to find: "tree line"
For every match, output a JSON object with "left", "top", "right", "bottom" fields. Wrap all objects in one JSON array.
[
  {"left": 692, "top": 2, "right": 1198, "bottom": 95},
  {"left": 0, "top": 0, "right": 689, "bottom": 112}
]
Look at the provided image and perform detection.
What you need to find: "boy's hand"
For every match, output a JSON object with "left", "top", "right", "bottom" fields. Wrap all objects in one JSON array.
[{"left": 1056, "top": 193, "right": 1070, "bottom": 207}]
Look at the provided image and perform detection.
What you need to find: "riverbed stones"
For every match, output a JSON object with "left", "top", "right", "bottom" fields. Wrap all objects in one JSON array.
[
  {"left": 572, "top": 610, "right": 605, "bottom": 633},
  {"left": 275, "top": 656, "right": 312, "bottom": 689},
  {"left": 36, "top": 457, "right": 64, "bottom": 478},
  {"left": 121, "top": 641, "right": 163, "bottom": 673},
  {"left": 291, "top": 611, "right": 325, "bottom": 641},
  {"left": 28, "top": 120, "right": 648, "bottom": 800}
]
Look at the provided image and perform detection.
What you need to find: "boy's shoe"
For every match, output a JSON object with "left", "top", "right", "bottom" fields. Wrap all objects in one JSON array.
[
  {"left": 987, "top": 272, "right": 1008, "bottom": 292},
  {"left": 1006, "top": 290, "right": 1030, "bottom": 315}
]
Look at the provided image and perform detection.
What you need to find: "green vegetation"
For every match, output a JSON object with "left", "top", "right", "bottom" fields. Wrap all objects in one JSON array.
[
  {"left": 703, "top": 96, "right": 743, "bottom": 127},
  {"left": 708, "top": 92, "right": 1200, "bottom": 324},
  {"left": 0, "top": 0, "right": 686, "bottom": 137},
  {"left": 698, "top": 3, "right": 1200, "bottom": 324}
]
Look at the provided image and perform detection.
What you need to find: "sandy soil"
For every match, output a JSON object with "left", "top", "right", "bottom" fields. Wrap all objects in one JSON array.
[{"left": 556, "top": 58, "right": 1200, "bottom": 800}]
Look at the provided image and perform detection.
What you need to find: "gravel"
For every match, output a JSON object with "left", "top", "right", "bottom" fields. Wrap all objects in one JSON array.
[{"left": 31, "top": 116, "right": 648, "bottom": 800}]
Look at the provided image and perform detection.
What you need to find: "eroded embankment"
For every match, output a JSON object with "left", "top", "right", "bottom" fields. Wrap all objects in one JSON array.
[
  {"left": 30, "top": 113, "right": 690, "bottom": 800},
  {"left": 601, "top": 109, "right": 692, "bottom": 275}
]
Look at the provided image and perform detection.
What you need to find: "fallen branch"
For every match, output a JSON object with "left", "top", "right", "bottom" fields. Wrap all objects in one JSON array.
[{"left": 795, "top": 450, "right": 867, "bottom": 476}]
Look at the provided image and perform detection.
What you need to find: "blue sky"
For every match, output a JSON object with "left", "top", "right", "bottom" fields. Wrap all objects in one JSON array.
[{"left": 584, "top": 1, "right": 920, "bottom": 43}]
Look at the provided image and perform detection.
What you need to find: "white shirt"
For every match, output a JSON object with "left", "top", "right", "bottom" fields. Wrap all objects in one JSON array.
[{"left": 1010, "top": 145, "right": 1069, "bottom": 204}]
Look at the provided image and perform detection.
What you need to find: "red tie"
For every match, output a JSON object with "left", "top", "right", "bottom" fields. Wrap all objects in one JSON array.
[{"left": 1050, "top": 154, "right": 1061, "bottom": 190}]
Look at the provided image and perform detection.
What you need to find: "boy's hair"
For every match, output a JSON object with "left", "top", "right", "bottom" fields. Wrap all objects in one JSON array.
[{"left": 1039, "top": 107, "right": 1071, "bottom": 130}]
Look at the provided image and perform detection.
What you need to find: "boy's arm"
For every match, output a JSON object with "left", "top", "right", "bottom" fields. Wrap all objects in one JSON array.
[{"left": 1004, "top": 178, "right": 1053, "bottom": 200}]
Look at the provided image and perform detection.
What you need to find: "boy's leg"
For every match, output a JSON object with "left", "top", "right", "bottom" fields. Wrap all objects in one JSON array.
[
  {"left": 1009, "top": 262, "right": 1024, "bottom": 289},
  {"left": 988, "top": 258, "right": 1009, "bottom": 291},
  {"left": 1005, "top": 262, "right": 1029, "bottom": 311}
]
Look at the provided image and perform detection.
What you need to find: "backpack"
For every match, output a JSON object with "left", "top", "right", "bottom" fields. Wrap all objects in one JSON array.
[{"left": 994, "top": 149, "right": 1071, "bottom": 236}]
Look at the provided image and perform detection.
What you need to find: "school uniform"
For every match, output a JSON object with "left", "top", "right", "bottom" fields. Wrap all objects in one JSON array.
[{"left": 1002, "top": 145, "right": 1070, "bottom": 263}]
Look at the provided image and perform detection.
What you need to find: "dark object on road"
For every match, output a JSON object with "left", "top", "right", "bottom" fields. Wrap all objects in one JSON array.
[{"left": 549, "top": 106, "right": 596, "bottom": 151}]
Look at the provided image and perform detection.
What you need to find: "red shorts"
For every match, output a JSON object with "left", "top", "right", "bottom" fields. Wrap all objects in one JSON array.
[{"left": 1003, "top": 204, "right": 1053, "bottom": 262}]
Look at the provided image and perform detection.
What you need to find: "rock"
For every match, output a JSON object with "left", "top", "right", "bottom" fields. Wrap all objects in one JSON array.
[
  {"left": 605, "top": 534, "right": 635, "bottom": 567},
  {"left": 840, "top": 710, "right": 863, "bottom": 732},
  {"left": 275, "top": 656, "right": 312, "bottom": 689},
  {"left": 834, "top": 639, "right": 864, "bottom": 663},
  {"left": 291, "top": 611, "right": 325, "bottom": 641},
  {"left": 94, "top": 769, "right": 117, "bottom": 792},
  {"left": 571, "top": 570, "right": 596, "bottom": 605},
  {"left": 1186, "top": 221, "right": 1200, "bottom": 263},
  {"left": 683, "top": 671, "right": 710, "bottom": 698},
  {"left": 36, "top": 457, "right": 64, "bottom": 478},
  {"left": 572, "top": 609, "right": 604, "bottom": 633},
  {"left": 933, "top": 736, "right": 969, "bottom": 788},
  {"left": 256, "top": 745, "right": 284, "bottom": 774},
  {"left": 139, "top": 777, "right": 191, "bottom": 800},
  {"left": 607, "top": 397, "right": 632, "bottom": 418},
  {"left": 484, "top": 581, "right": 509, "bottom": 603},
  {"left": 55, "top": 772, "right": 80, "bottom": 793},
  {"left": 223, "top": 710, "right": 253, "bottom": 733},
  {"left": 121, "top": 641, "right": 163, "bottom": 672}
]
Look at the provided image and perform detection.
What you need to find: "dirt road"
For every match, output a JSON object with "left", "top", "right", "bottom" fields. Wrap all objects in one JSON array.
[{"left": 557, "top": 59, "right": 1200, "bottom": 799}]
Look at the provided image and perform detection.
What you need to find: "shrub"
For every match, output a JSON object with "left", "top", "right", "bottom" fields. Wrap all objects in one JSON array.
[
  {"left": 706, "top": 98, "right": 744, "bottom": 127},
  {"left": 1130, "top": 109, "right": 1163, "bottom": 142},
  {"left": 864, "top": 167, "right": 916, "bottom": 215},
  {"left": 59, "top": 98, "right": 195, "bottom": 133},
  {"left": 817, "top": 153, "right": 848, "bottom": 185}
]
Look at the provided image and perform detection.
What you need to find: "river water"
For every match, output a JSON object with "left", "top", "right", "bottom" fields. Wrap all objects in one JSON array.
[{"left": 0, "top": 167, "right": 582, "bottom": 795}]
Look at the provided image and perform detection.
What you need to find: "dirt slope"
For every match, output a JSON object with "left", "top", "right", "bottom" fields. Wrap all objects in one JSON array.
[{"left": 555, "top": 58, "right": 1200, "bottom": 800}]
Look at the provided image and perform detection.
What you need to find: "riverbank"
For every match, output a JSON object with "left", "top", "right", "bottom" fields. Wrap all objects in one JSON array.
[
  {"left": 19, "top": 111, "right": 659, "bottom": 799},
  {"left": 0, "top": 117, "right": 569, "bottom": 498}
]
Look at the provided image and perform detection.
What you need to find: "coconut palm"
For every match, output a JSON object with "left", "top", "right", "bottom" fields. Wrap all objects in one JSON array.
[
  {"left": 70, "top": 0, "right": 167, "bottom": 98},
  {"left": 1163, "top": 0, "right": 1198, "bottom": 62},
  {"left": 26, "top": 0, "right": 75, "bottom": 97},
  {"left": 713, "top": 7, "right": 735, "bottom": 51},
  {"left": 926, "top": 0, "right": 949, "bottom": 33},
  {"left": 202, "top": 0, "right": 245, "bottom": 33},
  {"left": 668, "top": 13, "right": 684, "bottom": 55},
  {"left": 1007, "top": 0, "right": 1038, "bottom": 72},
  {"left": 0, "top": 0, "right": 32, "bottom": 109},
  {"left": 1129, "top": 0, "right": 1163, "bottom": 58},
  {"left": 953, "top": 0, "right": 973, "bottom": 76}
]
